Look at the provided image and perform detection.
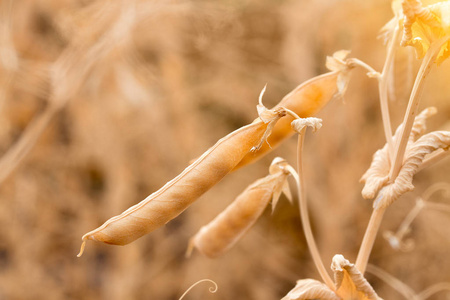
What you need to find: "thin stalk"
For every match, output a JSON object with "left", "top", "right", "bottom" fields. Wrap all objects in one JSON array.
[
  {"left": 426, "top": 202, "right": 450, "bottom": 214},
  {"left": 347, "top": 24, "right": 400, "bottom": 159},
  {"left": 286, "top": 130, "right": 335, "bottom": 290},
  {"left": 389, "top": 42, "right": 440, "bottom": 180},
  {"left": 347, "top": 58, "right": 379, "bottom": 75},
  {"left": 392, "top": 198, "right": 424, "bottom": 242},
  {"left": 417, "top": 283, "right": 450, "bottom": 300},
  {"left": 378, "top": 24, "right": 400, "bottom": 160},
  {"left": 357, "top": 38, "right": 447, "bottom": 274},
  {"left": 355, "top": 204, "right": 386, "bottom": 274},
  {"left": 366, "top": 264, "right": 418, "bottom": 300}
]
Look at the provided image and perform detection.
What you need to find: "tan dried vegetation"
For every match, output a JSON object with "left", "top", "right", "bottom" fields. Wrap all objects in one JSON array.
[{"left": 1, "top": 0, "right": 450, "bottom": 299}]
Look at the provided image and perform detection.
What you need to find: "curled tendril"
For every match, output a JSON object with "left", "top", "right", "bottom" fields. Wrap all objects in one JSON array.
[{"left": 179, "top": 279, "right": 218, "bottom": 300}]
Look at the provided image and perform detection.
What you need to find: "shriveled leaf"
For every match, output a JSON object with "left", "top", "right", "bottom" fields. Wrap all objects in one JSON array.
[
  {"left": 376, "top": 130, "right": 450, "bottom": 208},
  {"left": 281, "top": 279, "right": 340, "bottom": 300},
  {"left": 291, "top": 117, "right": 323, "bottom": 134},
  {"left": 332, "top": 255, "right": 381, "bottom": 300},
  {"left": 361, "top": 107, "right": 437, "bottom": 202},
  {"left": 401, "top": 0, "right": 450, "bottom": 65}
]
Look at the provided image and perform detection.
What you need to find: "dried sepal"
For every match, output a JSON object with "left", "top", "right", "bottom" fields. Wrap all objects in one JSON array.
[
  {"left": 401, "top": 0, "right": 450, "bottom": 65},
  {"left": 269, "top": 157, "right": 293, "bottom": 211},
  {"left": 253, "top": 86, "right": 287, "bottom": 151},
  {"left": 326, "top": 50, "right": 351, "bottom": 72},
  {"left": 332, "top": 255, "right": 381, "bottom": 300},
  {"left": 78, "top": 104, "right": 286, "bottom": 256},
  {"left": 291, "top": 117, "right": 323, "bottom": 134},
  {"left": 281, "top": 279, "right": 340, "bottom": 300},
  {"left": 187, "top": 157, "right": 291, "bottom": 258},
  {"left": 325, "top": 50, "right": 353, "bottom": 96},
  {"left": 375, "top": 130, "right": 450, "bottom": 208},
  {"left": 361, "top": 107, "right": 436, "bottom": 201},
  {"left": 235, "top": 60, "right": 355, "bottom": 170}
]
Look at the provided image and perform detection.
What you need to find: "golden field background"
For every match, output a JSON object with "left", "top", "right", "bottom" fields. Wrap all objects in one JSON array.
[{"left": 0, "top": 0, "right": 450, "bottom": 299}]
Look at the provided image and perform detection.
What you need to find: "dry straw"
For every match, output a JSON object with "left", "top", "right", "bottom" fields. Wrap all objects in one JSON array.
[{"left": 0, "top": 2, "right": 138, "bottom": 185}]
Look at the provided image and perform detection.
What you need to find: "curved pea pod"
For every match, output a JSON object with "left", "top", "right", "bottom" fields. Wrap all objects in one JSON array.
[
  {"left": 187, "top": 157, "right": 291, "bottom": 258},
  {"left": 77, "top": 107, "right": 286, "bottom": 256},
  {"left": 235, "top": 50, "right": 353, "bottom": 170}
]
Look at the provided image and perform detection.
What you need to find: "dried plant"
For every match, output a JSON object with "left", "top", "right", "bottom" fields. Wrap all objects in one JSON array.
[
  {"left": 2, "top": 0, "right": 450, "bottom": 299},
  {"left": 77, "top": 0, "right": 450, "bottom": 297}
]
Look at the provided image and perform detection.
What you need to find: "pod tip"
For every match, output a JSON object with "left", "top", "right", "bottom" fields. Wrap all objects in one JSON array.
[{"left": 77, "top": 239, "right": 87, "bottom": 257}]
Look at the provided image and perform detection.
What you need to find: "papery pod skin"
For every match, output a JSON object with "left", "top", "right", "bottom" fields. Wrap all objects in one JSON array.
[
  {"left": 188, "top": 171, "right": 288, "bottom": 258},
  {"left": 235, "top": 72, "right": 340, "bottom": 170},
  {"left": 79, "top": 111, "right": 284, "bottom": 252}
]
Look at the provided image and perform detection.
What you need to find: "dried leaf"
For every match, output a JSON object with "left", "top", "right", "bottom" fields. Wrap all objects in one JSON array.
[
  {"left": 332, "top": 255, "right": 381, "bottom": 300},
  {"left": 401, "top": 0, "right": 450, "bottom": 65},
  {"left": 187, "top": 158, "right": 291, "bottom": 258},
  {"left": 361, "top": 107, "right": 437, "bottom": 201},
  {"left": 376, "top": 130, "right": 450, "bottom": 208},
  {"left": 282, "top": 255, "right": 382, "bottom": 300},
  {"left": 281, "top": 279, "right": 340, "bottom": 300}
]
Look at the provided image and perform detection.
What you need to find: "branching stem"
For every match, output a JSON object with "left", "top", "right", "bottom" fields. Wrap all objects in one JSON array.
[
  {"left": 389, "top": 40, "right": 441, "bottom": 180},
  {"left": 357, "top": 35, "right": 450, "bottom": 275}
]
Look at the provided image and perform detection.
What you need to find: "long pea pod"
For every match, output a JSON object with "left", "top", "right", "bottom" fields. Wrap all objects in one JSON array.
[
  {"left": 79, "top": 52, "right": 351, "bottom": 255},
  {"left": 187, "top": 157, "right": 291, "bottom": 258},
  {"left": 78, "top": 107, "right": 285, "bottom": 256}
]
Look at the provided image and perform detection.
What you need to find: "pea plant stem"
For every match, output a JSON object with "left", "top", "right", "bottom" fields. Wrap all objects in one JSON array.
[
  {"left": 356, "top": 36, "right": 446, "bottom": 275},
  {"left": 389, "top": 43, "right": 438, "bottom": 180},
  {"left": 287, "top": 129, "right": 335, "bottom": 290},
  {"left": 355, "top": 205, "right": 386, "bottom": 274},
  {"left": 378, "top": 24, "right": 400, "bottom": 160}
]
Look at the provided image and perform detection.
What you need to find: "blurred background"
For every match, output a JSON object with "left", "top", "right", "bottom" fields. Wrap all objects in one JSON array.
[{"left": 0, "top": 0, "right": 450, "bottom": 299}]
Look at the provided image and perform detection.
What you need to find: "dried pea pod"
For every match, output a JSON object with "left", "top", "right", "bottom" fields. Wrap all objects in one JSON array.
[
  {"left": 235, "top": 50, "right": 353, "bottom": 170},
  {"left": 78, "top": 106, "right": 286, "bottom": 256},
  {"left": 187, "top": 157, "right": 291, "bottom": 258}
]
